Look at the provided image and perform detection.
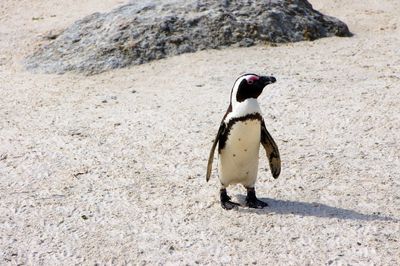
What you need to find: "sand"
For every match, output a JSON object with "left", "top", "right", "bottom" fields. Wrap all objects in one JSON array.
[{"left": 1, "top": 0, "right": 399, "bottom": 264}]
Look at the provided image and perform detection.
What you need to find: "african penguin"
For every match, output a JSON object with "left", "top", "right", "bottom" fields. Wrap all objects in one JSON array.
[{"left": 206, "top": 73, "right": 281, "bottom": 210}]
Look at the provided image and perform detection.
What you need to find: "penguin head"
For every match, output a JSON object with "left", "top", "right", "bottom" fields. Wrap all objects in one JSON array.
[{"left": 232, "top": 74, "right": 276, "bottom": 103}]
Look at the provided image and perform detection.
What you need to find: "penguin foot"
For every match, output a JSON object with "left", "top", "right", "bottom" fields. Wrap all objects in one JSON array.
[
  {"left": 220, "top": 188, "right": 239, "bottom": 210},
  {"left": 246, "top": 187, "right": 268, "bottom": 209}
]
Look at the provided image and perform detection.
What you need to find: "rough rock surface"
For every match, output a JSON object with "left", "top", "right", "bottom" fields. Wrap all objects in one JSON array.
[{"left": 25, "top": 0, "right": 351, "bottom": 74}]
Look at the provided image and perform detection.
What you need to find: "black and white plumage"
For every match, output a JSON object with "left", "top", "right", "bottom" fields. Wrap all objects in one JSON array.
[{"left": 206, "top": 73, "right": 281, "bottom": 210}]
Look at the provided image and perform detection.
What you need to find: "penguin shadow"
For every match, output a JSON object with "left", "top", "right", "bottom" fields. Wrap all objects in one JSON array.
[{"left": 235, "top": 195, "right": 398, "bottom": 222}]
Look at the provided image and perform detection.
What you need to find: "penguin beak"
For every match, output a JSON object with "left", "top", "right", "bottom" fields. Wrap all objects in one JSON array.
[{"left": 260, "top": 76, "right": 276, "bottom": 85}]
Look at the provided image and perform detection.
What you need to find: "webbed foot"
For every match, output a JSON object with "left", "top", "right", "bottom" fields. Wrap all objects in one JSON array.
[
  {"left": 220, "top": 188, "right": 239, "bottom": 210},
  {"left": 246, "top": 187, "right": 268, "bottom": 209}
]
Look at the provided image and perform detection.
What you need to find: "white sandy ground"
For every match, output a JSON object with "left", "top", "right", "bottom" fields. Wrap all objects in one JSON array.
[{"left": 1, "top": 0, "right": 400, "bottom": 264}]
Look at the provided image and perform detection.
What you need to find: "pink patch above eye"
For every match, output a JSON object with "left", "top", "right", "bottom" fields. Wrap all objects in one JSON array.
[{"left": 246, "top": 75, "right": 259, "bottom": 84}]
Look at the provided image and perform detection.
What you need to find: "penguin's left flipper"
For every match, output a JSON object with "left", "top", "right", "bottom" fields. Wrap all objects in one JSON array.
[
  {"left": 206, "top": 123, "right": 226, "bottom": 182},
  {"left": 261, "top": 120, "right": 281, "bottom": 179}
]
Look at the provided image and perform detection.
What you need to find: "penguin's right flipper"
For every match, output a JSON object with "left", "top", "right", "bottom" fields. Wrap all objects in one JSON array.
[
  {"left": 206, "top": 123, "right": 225, "bottom": 182},
  {"left": 261, "top": 120, "right": 281, "bottom": 179}
]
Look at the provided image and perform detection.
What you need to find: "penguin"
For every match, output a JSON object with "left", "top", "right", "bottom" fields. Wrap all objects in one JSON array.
[{"left": 206, "top": 73, "right": 281, "bottom": 210}]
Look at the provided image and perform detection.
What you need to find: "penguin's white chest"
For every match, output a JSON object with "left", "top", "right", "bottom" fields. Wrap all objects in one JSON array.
[{"left": 218, "top": 119, "right": 261, "bottom": 187}]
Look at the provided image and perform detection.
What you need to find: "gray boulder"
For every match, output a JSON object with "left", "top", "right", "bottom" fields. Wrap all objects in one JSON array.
[{"left": 25, "top": 0, "right": 351, "bottom": 74}]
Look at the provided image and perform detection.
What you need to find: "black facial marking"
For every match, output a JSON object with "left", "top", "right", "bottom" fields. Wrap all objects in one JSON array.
[
  {"left": 235, "top": 75, "right": 276, "bottom": 102},
  {"left": 236, "top": 79, "right": 263, "bottom": 102}
]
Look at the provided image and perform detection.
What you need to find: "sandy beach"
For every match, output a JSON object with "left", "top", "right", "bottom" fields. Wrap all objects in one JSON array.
[{"left": 1, "top": 0, "right": 399, "bottom": 264}]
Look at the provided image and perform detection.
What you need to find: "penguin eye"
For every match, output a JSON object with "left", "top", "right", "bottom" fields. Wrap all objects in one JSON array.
[{"left": 246, "top": 75, "right": 259, "bottom": 85}]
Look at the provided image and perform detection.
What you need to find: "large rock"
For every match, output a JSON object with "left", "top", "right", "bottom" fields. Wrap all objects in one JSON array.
[{"left": 25, "top": 0, "right": 351, "bottom": 74}]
